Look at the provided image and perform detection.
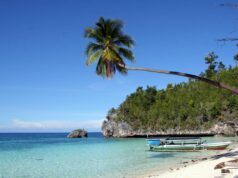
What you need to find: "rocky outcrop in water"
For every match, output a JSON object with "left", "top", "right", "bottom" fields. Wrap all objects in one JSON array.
[
  {"left": 101, "top": 120, "right": 238, "bottom": 137},
  {"left": 67, "top": 129, "right": 88, "bottom": 138}
]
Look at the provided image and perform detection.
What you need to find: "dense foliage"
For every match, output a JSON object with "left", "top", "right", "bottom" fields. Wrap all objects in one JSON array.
[{"left": 107, "top": 55, "right": 238, "bottom": 131}]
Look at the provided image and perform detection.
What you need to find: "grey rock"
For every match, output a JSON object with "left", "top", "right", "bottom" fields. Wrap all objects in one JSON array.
[
  {"left": 101, "top": 120, "right": 213, "bottom": 137},
  {"left": 221, "top": 169, "right": 230, "bottom": 173},
  {"left": 67, "top": 129, "right": 88, "bottom": 138},
  {"left": 101, "top": 119, "right": 238, "bottom": 137},
  {"left": 210, "top": 121, "right": 238, "bottom": 136},
  {"left": 102, "top": 120, "right": 133, "bottom": 137}
]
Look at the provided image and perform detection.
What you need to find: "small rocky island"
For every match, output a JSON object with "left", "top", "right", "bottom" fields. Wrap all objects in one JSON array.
[{"left": 67, "top": 129, "right": 88, "bottom": 138}]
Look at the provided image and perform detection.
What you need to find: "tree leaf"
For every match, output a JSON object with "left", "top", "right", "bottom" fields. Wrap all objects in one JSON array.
[{"left": 86, "top": 50, "right": 102, "bottom": 65}]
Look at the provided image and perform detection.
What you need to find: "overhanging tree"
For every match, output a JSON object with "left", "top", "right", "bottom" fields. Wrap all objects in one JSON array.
[{"left": 84, "top": 17, "right": 238, "bottom": 94}]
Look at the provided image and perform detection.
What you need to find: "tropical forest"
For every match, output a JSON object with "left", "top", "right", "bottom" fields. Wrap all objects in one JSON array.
[{"left": 106, "top": 53, "right": 238, "bottom": 131}]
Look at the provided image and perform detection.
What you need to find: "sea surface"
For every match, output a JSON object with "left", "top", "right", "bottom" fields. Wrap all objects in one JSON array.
[{"left": 0, "top": 133, "right": 236, "bottom": 178}]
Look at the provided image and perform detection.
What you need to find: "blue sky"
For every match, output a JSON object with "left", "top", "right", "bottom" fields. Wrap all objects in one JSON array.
[{"left": 0, "top": 0, "right": 237, "bottom": 132}]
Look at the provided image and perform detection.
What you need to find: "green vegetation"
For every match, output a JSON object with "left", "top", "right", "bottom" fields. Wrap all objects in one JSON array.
[{"left": 107, "top": 57, "right": 238, "bottom": 131}]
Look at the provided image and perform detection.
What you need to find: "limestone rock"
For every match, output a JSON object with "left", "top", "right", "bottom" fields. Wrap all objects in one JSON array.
[
  {"left": 101, "top": 119, "right": 213, "bottom": 137},
  {"left": 67, "top": 129, "right": 88, "bottom": 138},
  {"left": 211, "top": 121, "right": 238, "bottom": 136},
  {"left": 101, "top": 120, "right": 133, "bottom": 137},
  {"left": 101, "top": 119, "right": 238, "bottom": 137}
]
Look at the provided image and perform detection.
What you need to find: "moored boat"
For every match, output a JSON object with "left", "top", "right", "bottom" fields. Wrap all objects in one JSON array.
[
  {"left": 146, "top": 137, "right": 231, "bottom": 152},
  {"left": 147, "top": 137, "right": 202, "bottom": 146}
]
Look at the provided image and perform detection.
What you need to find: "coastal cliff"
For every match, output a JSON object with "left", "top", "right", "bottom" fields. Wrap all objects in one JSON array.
[
  {"left": 101, "top": 120, "right": 238, "bottom": 137},
  {"left": 101, "top": 120, "right": 133, "bottom": 137}
]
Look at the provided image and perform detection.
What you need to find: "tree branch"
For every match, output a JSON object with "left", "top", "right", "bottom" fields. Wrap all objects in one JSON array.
[
  {"left": 220, "top": 3, "right": 238, "bottom": 9},
  {"left": 120, "top": 65, "right": 238, "bottom": 94},
  {"left": 217, "top": 38, "right": 238, "bottom": 42}
]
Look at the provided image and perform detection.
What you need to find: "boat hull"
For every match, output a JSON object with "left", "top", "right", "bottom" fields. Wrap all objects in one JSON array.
[
  {"left": 147, "top": 138, "right": 202, "bottom": 146},
  {"left": 149, "top": 141, "right": 231, "bottom": 152},
  {"left": 202, "top": 142, "right": 231, "bottom": 150},
  {"left": 147, "top": 139, "right": 161, "bottom": 146}
]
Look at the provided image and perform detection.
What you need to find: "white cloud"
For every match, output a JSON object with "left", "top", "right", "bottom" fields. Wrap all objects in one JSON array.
[
  {"left": 13, "top": 119, "right": 44, "bottom": 128},
  {"left": 10, "top": 119, "right": 104, "bottom": 131}
]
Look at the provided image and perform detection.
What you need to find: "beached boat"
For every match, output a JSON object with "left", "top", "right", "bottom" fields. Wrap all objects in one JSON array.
[{"left": 146, "top": 137, "right": 231, "bottom": 152}]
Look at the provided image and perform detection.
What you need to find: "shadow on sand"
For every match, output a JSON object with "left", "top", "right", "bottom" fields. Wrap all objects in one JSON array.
[{"left": 211, "top": 151, "right": 238, "bottom": 160}]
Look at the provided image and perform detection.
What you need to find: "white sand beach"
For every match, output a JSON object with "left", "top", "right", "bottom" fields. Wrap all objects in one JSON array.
[{"left": 147, "top": 148, "right": 238, "bottom": 178}]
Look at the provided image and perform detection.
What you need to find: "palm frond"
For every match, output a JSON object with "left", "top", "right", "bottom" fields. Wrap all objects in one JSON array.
[
  {"left": 115, "top": 63, "right": 127, "bottom": 75},
  {"left": 96, "top": 17, "right": 106, "bottom": 36},
  {"left": 105, "top": 19, "right": 112, "bottom": 36},
  {"left": 96, "top": 58, "right": 107, "bottom": 77},
  {"left": 111, "top": 19, "right": 123, "bottom": 31},
  {"left": 114, "top": 35, "right": 135, "bottom": 48},
  {"left": 102, "top": 47, "right": 120, "bottom": 62},
  {"left": 234, "top": 53, "right": 238, "bottom": 61},
  {"left": 84, "top": 27, "right": 95, "bottom": 38},
  {"left": 111, "top": 19, "right": 123, "bottom": 38},
  {"left": 84, "top": 27, "right": 103, "bottom": 43},
  {"left": 86, "top": 50, "right": 102, "bottom": 65},
  {"left": 85, "top": 42, "right": 103, "bottom": 56},
  {"left": 118, "top": 48, "right": 135, "bottom": 62}
]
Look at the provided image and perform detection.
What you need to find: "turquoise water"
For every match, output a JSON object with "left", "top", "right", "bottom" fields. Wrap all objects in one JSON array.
[{"left": 0, "top": 133, "right": 236, "bottom": 178}]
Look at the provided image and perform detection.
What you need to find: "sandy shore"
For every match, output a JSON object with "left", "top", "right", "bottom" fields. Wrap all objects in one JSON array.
[{"left": 145, "top": 148, "right": 238, "bottom": 178}]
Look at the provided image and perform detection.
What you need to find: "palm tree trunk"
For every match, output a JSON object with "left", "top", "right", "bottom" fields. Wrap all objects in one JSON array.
[{"left": 123, "top": 65, "right": 238, "bottom": 94}]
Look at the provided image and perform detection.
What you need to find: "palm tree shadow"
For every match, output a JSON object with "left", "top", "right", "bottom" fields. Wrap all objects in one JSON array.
[{"left": 210, "top": 151, "right": 238, "bottom": 160}]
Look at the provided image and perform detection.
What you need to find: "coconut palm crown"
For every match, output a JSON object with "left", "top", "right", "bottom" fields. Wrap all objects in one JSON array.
[{"left": 84, "top": 17, "right": 135, "bottom": 78}]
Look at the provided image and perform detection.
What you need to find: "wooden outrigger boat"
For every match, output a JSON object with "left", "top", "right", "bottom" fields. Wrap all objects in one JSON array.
[{"left": 146, "top": 137, "right": 231, "bottom": 152}]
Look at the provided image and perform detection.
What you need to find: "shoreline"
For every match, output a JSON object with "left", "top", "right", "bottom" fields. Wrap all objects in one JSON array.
[{"left": 144, "top": 144, "right": 238, "bottom": 178}]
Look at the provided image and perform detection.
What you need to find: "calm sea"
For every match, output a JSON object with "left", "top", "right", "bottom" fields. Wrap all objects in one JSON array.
[{"left": 0, "top": 133, "right": 236, "bottom": 178}]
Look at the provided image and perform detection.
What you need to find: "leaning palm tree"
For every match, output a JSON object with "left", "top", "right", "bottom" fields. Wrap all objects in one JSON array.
[{"left": 85, "top": 17, "right": 238, "bottom": 94}]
